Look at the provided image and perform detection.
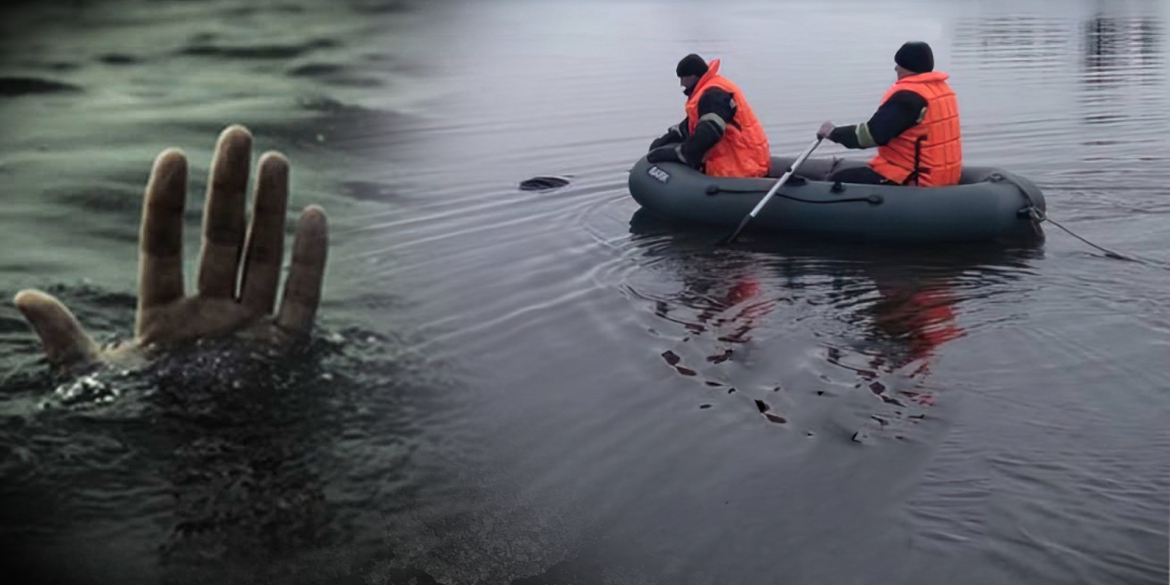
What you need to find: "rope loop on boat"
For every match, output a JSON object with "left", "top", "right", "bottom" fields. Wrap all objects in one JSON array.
[
  {"left": 997, "top": 171, "right": 1139, "bottom": 262},
  {"left": 705, "top": 184, "right": 884, "bottom": 206}
]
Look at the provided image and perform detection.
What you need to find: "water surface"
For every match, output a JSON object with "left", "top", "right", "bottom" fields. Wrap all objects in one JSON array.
[{"left": 1, "top": 0, "right": 1168, "bottom": 584}]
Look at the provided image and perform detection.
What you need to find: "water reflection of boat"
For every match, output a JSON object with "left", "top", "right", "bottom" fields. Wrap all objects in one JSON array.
[
  {"left": 626, "top": 208, "right": 1042, "bottom": 420},
  {"left": 628, "top": 154, "right": 1046, "bottom": 244}
]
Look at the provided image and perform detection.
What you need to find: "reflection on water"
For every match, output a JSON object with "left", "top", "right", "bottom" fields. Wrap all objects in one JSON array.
[
  {"left": 953, "top": 16, "right": 1071, "bottom": 64},
  {"left": 625, "top": 209, "right": 1041, "bottom": 436},
  {"left": 1080, "top": 13, "right": 1164, "bottom": 136},
  {"left": 1083, "top": 14, "right": 1163, "bottom": 85}
]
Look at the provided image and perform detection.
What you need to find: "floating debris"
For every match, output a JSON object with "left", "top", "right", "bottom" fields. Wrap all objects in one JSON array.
[
  {"left": 754, "top": 399, "right": 769, "bottom": 413},
  {"left": 518, "top": 176, "right": 571, "bottom": 191},
  {"left": 661, "top": 350, "right": 680, "bottom": 366},
  {"left": 699, "top": 404, "right": 712, "bottom": 410}
]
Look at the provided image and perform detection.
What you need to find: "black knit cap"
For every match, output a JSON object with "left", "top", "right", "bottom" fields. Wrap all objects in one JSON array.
[
  {"left": 676, "top": 53, "right": 709, "bottom": 78},
  {"left": 894, "top": 41, "right": 934, "bottom": 73}
]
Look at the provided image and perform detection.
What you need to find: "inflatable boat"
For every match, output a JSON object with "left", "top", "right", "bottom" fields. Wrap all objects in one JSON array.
[{"left": 627, "top": 155, "right": 1046, "bottom": 244}]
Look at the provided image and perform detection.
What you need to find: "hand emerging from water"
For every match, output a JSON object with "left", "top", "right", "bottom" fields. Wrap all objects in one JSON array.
[{"left": 14, "top": 125, "right": 328, "bottom": 371}]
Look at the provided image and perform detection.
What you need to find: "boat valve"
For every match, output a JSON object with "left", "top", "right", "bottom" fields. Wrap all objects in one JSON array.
[{"left": 866, "top": 194, "right": 884, "bottom": 205}]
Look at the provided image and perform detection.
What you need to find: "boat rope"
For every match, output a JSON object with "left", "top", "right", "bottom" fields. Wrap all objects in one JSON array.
[
  {"left": 710, "top": 172, "right": 1143, "bottom": 263},
  {"left": 993, "top": 172, "right": 1140, "bottom": 263},
  {"left": 1042, "top": 216, "right": 1138, "bottom": 262},
  {"left": 706, "top": 185, "right": 883, "bottom": 206}
]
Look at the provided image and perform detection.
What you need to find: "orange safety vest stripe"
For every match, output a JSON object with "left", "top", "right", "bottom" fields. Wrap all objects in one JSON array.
[
  {"left": 869, "top": 72, "right": 963, "bottom": 187},
  {"left": 684, "top": 60, "right": 771, "bottom": 178}
]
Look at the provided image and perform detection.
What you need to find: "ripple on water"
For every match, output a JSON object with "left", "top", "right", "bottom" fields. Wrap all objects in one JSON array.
[
  {"left": 178, "top": 38, "right": 339, "bottom": 60},
  {"left": 0, "top": 282, "right": 471, "bottom": 583}
]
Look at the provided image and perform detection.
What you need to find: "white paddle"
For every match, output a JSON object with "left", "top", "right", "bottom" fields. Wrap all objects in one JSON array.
[{"left": 721, "top": 136, "right": 824, "bottom": 245}]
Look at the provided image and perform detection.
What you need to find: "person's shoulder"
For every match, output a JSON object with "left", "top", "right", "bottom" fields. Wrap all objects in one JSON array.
[
  {"left": 701, "top": 85, "right": 733, "bottom": 97},
  {"left": 888, "top": 89, "right": 928, "bottom": 106}
]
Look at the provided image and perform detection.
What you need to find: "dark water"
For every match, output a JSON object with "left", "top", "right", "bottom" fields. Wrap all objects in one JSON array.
[{"left": 2, "top": 0, "right": 1169, "bottom": 584}]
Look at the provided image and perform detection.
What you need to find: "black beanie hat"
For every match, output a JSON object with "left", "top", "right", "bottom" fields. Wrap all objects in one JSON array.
[
  {"left": 676, "top": 53, "right": 709, "bottom": 78},
  {"left": 894, "top": 41, "right": 934, "bottom": 73}
]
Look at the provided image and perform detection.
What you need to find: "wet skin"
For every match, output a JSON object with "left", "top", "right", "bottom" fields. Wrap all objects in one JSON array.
[{"left": 14, "top": 125, "right": 328, "bottom": 371}]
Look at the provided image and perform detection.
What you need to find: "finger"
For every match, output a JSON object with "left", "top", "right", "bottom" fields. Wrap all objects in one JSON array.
[
  {"left": 239, "top": 152, "right": 289, "bottom": 314},
  {"left": 197, "top": 125, "right": 252, "bottom": 299},
  {"left": 14, "top": 290, "right": 100, "bottom": 365},
  {"left": 276, "top": 205, "right": 328, "bottom": 335},
  {"left": 138, "top": 148, "right": 188, "bottom": 320}
]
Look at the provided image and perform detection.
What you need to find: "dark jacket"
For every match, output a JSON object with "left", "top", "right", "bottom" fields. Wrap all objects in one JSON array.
[
  {"left": 648, "top": 86, "right": 738, "bottom": 171},
  {"left": 826, "top": 90, "right": 928, "bottom": 149}
]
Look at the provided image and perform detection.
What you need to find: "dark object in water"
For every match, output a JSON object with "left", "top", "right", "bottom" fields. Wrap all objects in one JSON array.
[
  {"left": 0, "top": 76, "right": 82, "bottom": 97},
  {"left": 754, "top": 399, "right": 769, "bottom": 413},
  {"left": 661, "top": 350, "right": 680, "bottom": 366},
  {"left": 519, "top": 176, "right": 571, "bottom": 191}
]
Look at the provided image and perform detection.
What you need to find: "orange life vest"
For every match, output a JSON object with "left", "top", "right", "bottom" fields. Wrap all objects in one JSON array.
[
  {"left": 869, "top": 71, "right": 962, "bottom": 187},
  {"left": 684, "top": 60, "right": 771, "bottom": 178}
]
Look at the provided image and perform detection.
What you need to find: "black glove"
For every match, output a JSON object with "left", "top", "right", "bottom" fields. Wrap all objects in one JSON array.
[
  {"left": 649, "top": 135, "right": 677, "bottom": 151},
  {"left": 646, "top": 144, "right": 685, "bottom": 165},
  {"left": 649, "top": 126, "right": 684, "bottom": 151}
]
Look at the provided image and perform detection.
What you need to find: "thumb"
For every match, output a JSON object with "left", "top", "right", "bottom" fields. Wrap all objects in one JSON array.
[{"left": 14, "top": 290, "right": 100, "bottom": 366}]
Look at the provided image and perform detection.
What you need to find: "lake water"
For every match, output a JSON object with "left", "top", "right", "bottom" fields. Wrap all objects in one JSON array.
[{"left": 1, "top": 0, "right": 1168, "bottom": 584}]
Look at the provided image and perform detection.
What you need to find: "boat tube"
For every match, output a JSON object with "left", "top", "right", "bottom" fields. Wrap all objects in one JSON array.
[{"left": 628, "top": 155, "right": 1046, "bottom": 243}]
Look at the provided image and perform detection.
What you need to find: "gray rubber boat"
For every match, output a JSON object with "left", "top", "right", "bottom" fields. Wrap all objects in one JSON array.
[{"left": 628, "top": 154, "right": 1047, "bottom": 243}]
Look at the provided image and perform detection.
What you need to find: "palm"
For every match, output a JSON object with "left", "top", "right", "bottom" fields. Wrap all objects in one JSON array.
[{"left": 14, "top": 125, "right": 328, "bottom": 369}]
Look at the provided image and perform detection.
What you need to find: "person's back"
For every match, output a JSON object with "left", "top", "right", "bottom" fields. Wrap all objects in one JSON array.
[
  {"left": 647, "top": 54, "right": 771, "bottom": 178},
  {"left": 818, "top": 42, "right": 963, "bottom": 187},
  {"left": 870, "top": 69, "right": 961, "bottom": 187}
]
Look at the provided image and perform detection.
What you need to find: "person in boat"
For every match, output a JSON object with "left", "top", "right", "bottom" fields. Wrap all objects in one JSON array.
[
  {"left": 816, "top": 41, "right": 962, "bottom": 187},
  {"left": 646, "top": 53, "right": 771, "bottom": 178}
]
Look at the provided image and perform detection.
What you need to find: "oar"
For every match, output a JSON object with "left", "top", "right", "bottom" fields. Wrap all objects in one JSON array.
[{"left": 720, "top": 136, "right": 824, "bottom": 245}]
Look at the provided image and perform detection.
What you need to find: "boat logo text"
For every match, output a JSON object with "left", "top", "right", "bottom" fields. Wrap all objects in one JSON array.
[{"left": 647, "top": 166, "right": 670, "bottom": 184}]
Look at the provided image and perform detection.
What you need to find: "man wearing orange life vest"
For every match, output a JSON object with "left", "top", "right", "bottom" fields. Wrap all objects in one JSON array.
[
  {"left": 817, "top": 42, "right": 963, "bottom": 187},
  {"left": 646, "top": 54, "right": 771, "bottom": 178}
]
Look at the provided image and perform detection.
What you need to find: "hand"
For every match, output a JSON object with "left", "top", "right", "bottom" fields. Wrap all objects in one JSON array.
[
  {"left": 649, "top": 124, "right": 685, "bottom": 151},
  {"left": 817, "top": 121, "right": 836, "bottom": 140},
  {"left": 13, "top": 125, "right": 328, "bottom": 371},
  {"left": 646, "top": 144, "right": 685, "bottom": 165}
]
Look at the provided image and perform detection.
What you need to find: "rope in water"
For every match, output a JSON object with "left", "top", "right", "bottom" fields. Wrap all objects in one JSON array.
[
  {"left": 1040, "top": 214, "right": 1139, "bottom": 262},
  {"left": 995, "top": 172, "right": 1142, "bottom": 263}
]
